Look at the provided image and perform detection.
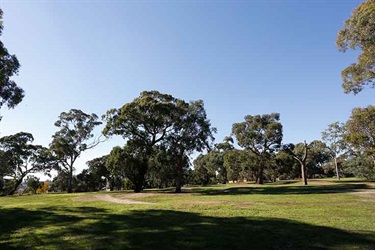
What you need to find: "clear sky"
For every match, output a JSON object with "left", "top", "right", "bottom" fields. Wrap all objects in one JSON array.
[{"left": 0, "top": 0, "right": 374, "bottom": 178}]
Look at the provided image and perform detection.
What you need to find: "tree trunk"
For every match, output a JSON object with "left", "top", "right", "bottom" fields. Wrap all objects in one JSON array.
[
  {"left": 134, "top": 184, "right": 143, "bottom": 193},
  {"left": 257, "top": 168, "right": 264, "bottom": 184},
  {"left": 175, "top": 154, "right": 184, "bottom": 193},
  {"left": 7, "top": 178, "right": 24, "bottom": 196},
  {"left": 67, "top": 166, "right": 73, "bottom": 193},
  {"left": 301, "top": 163, "right": 308, "bottom": 185},
  {"left": 334, "top": 157, "right": 340, "bottom": 180}
]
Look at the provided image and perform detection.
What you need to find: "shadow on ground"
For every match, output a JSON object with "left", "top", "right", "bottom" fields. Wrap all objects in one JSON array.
[
  {"left": 0, "top": 206, "right": 374, "bottom": 249},
  {"left": 191, "top": 184, "right": 373, "bottom": 196}
]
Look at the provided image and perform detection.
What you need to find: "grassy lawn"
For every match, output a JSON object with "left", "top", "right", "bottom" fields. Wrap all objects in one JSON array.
[{"left": 0, "top": 179, "right": 374, "bottom": 249}]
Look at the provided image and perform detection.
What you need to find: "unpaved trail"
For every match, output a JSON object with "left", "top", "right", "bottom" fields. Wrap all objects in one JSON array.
[{"left": 74, "top": 194, "right": 154, "bottom": 204}]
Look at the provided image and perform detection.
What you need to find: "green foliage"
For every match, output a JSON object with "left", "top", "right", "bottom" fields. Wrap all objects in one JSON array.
[
  {"left": 193, "top": 153, "right": 217, "bottom": 185},
  {"left": 0, "top": 8, "right": 24, "bottom": 111},
  {"left": 344, "top": 105, "right": 375, "bottom": 158},
  {"left": 322, "top": 122, "right": 347, "bottom": 156},
  {"left": 0, "top": 132, "right": 54, "bottom": 195},
  {"left": 232, "top": 113, "right": 283, "bottom": 184},
  {"left": 103, "top": 91, "right": 215, "bottom": 192},
  {"left": 81, "top": 155, "right": 111, "bottom": 191},
  {"left": 25, "top": 175, "right": 40, "bottom": 194},
  {"left": 50, "top": 109, "right": 102, "bottom": 193},
  {"left": 106, "top": 141, "right": 149, "bottom": 193},
  {"left": 343, "top": 154, "right": 375, "bottom": 180},
  {"left": 336, "top": 0, "right": 375, "bottom": 94}
]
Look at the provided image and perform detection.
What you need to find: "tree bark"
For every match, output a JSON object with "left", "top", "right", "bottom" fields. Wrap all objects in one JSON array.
[
  {"left": 257, "top": 168, "right": 264, "bottom": 184},
  {"left": 67, "top": 166, "right": 73, "bottom": 193},
  {"left": 334, "top": 157, "right": 340, "bottom": 180},
  {"left": 300, "top": 163, "right": 308, "bottom": 185},
  {"left": 175, "top": 158, "right": 184, "bottom": 193},
  {"left": 7, "top": 177, "right": 24, "bottom": 195}
]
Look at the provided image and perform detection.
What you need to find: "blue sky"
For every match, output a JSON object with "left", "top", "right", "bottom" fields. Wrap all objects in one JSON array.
[{"left": 1, "top": 0, "right": 374, "bottom": 177}]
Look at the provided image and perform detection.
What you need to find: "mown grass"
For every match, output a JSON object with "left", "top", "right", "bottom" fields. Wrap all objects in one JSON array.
[{"left": 0, "top": 179, "right": 374, "bottom": 249}]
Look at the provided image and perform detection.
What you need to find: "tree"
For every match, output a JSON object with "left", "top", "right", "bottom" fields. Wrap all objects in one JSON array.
[
  {"left": 25, "top": 175, "right": 40, "bottom": 194},
  {"left": 284, "top": 140, "right": 331, "bottom": 185},
  {"left": 336, "top": 0, "right": 375, "bottom": 94},
  {"left": 0, "top": 132, "right": 53, "bottom": 195},
  {"left": 232, "top": 113, "right": 283, "bottom": 184},
  {"left": 322, "top": 122, "right": 346, "bottom": 180},
  {"left": 193, "top": 153, "right": 216, "bottom": 185},
  {"left": 0, "top": 8, "right": 24, "bottom": 111},
  {"left": 344, "top": 105, "right": 375, "bottom": 167},
  {"left": 164, "top": 100, "right": 215, "bottom": 192},
  {"left": 106, "top": 140, "right": 149, "bottom": 193},
  {"left": 103, "top": 91, "right": 215, "bottom": 192},
  {"left": 103, "top": 91, "right": 182, "bottom": 148},
  {"left": 343, "top": 154, "right": 375, "bottom": 180},
  {"left": 274, "top": 150, "right": 299, "bottom": 180},
  {"left": 103, "top": 91, "right": 183, "bottom": 192},
  {"left": 50, "top": 109, "right": 102, "bottom": 193},
  {"left": 283, "top": 141, "right": 309, "bottom": 185},
  {"left": 86, "top": 155, "right": 110, "bottom": 191}
]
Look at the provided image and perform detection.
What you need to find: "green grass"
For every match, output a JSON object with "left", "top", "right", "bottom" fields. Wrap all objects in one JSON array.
[{"left": 1, "top": 179, "right": 374, "bottom": 249}]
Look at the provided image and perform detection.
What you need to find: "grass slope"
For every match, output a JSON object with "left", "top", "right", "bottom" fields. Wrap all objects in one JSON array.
[{"left": 0, "top": 179, "right": 374, "bottom": 249}]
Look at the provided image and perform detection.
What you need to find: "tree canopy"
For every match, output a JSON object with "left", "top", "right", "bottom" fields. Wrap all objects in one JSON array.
[
  {"left": 0, "top": 132, "right": 53, "bottom": 195},
  {"left": 103, "top": 91, "right": 215, "bottom": 192},
  {"left": 232, "top": 113, "right": 283, "bottom": 184},
  {"left": 336, "top": 0, "right": 375, "bottom": 94},
  {"left": 344, "top": 105, "right": 375, "bottom": 163},
  {"left": 50, "top": 109, "right": 102, "bottom": 193},
  {"left": 0, "top": 8, "right": 24, "bottom": 111}
]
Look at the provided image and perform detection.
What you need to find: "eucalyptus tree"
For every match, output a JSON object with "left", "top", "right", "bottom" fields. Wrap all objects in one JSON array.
[
  {"left": 103, "top": 91, "right": 215, "bottom": 192},
  {"left": 322, "top": 122, "right": 346, "bottom": 180},
  {"left": 283, "top": 141, "right": 309, "bottom": 185},
  {"left": 284, "top": 140, "right": 331, "bottom": 185},
  {"left": 232, "top": 113, "right": 283, "bottom": 184},
  {"left": 0, "top": 8, "right": 24, "bottom": 112},
  {"left": 81, "top": 155, "right": 110, "bottom": 191},
  {"left": 0, "top": 132, "right": 54, "bottom": 195},
  {"left": 164, "top": 100, "right": 215, "bottom": 192},
  {"left": 106, "top": 140, "right": 149, "bottom": 192},
  {"left": 336, "top": 0, "right": 375, "bottom": 94},
  {"left": 50, "top": 109, "right": 102, "bottom": 193},
  {"left": 193, "top": 153, "right": 216, "bottom": 185},
  {"left": 344, "top": 105, "right": 375, "bottom": 167}
]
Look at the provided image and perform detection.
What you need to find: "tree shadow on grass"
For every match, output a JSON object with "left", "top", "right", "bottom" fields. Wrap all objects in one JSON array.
[
  {"left": 0, "top": 206, "right": 374, "bottom": 249},
  {"left": 192, "top": 184, "right": 373, "bottom": 196}
]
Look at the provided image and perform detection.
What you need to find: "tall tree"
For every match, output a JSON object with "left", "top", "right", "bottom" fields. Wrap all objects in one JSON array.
[
  {"left": 193, "top": 153, "right": 217, "bottom": 185},
  {"left": 0, "top": 9, "right": 24, "bottom": 112},
  {"left": 336, "top": 0, "right": 375, "bottom": 94},
  {"left": 103, "top": 91, "right": 182, "bottom": 191},
  {"left": 232, "top": 113, "right": 283, "bottom": 184},
  {"left": 322, "top": 122, "right": 346, "bottom": 180},
  {"left": 164, "top": 100, "right": 215, "bottom": 192},
  {"left": 283, "top": 141, "right": 309, "bottom": 185},
  {"left": 106, "top": 140, "right": 149, "bottom": 193},
  {"left": 0, "top": 132, "right": 53, "bottom": 195},
  {"left": 284, "top": 140, "right": 331, "bottom": 185},
  {"left": 50, "top": 109, "right": 102, "bottom": 193},
  {"left": 103, "top": 91, "right": 215, "bottom": 192},
  {"left": 344, "top": 105, "right": 375, "bottom": 167},
  {"left": 86, "top": 155, "right": 110, "bottom": 191}
]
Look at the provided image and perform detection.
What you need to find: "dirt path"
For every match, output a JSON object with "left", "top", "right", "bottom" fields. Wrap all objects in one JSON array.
[
  {"left": 74, "top": 194, "right": 154, "bottom": 204},
  {"left": 347, "top": 189, "right": 375, "bottom": 195}
]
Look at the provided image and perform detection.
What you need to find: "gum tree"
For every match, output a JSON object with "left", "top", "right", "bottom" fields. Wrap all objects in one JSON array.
[
  {"left": 0, "top": 132, "right": 53, "bottom": 195},
  {"left": 50, "top": 109, "right": 102, "bottom": 193},
  {"left": 232, "top": 113, "right": 283, "bottom": 184},
  {"left": 0, "top": 9, "right": 24, "bottom": 112},
  {"left": 336, "top": 0, "right": 375, "bottom": 94}
]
